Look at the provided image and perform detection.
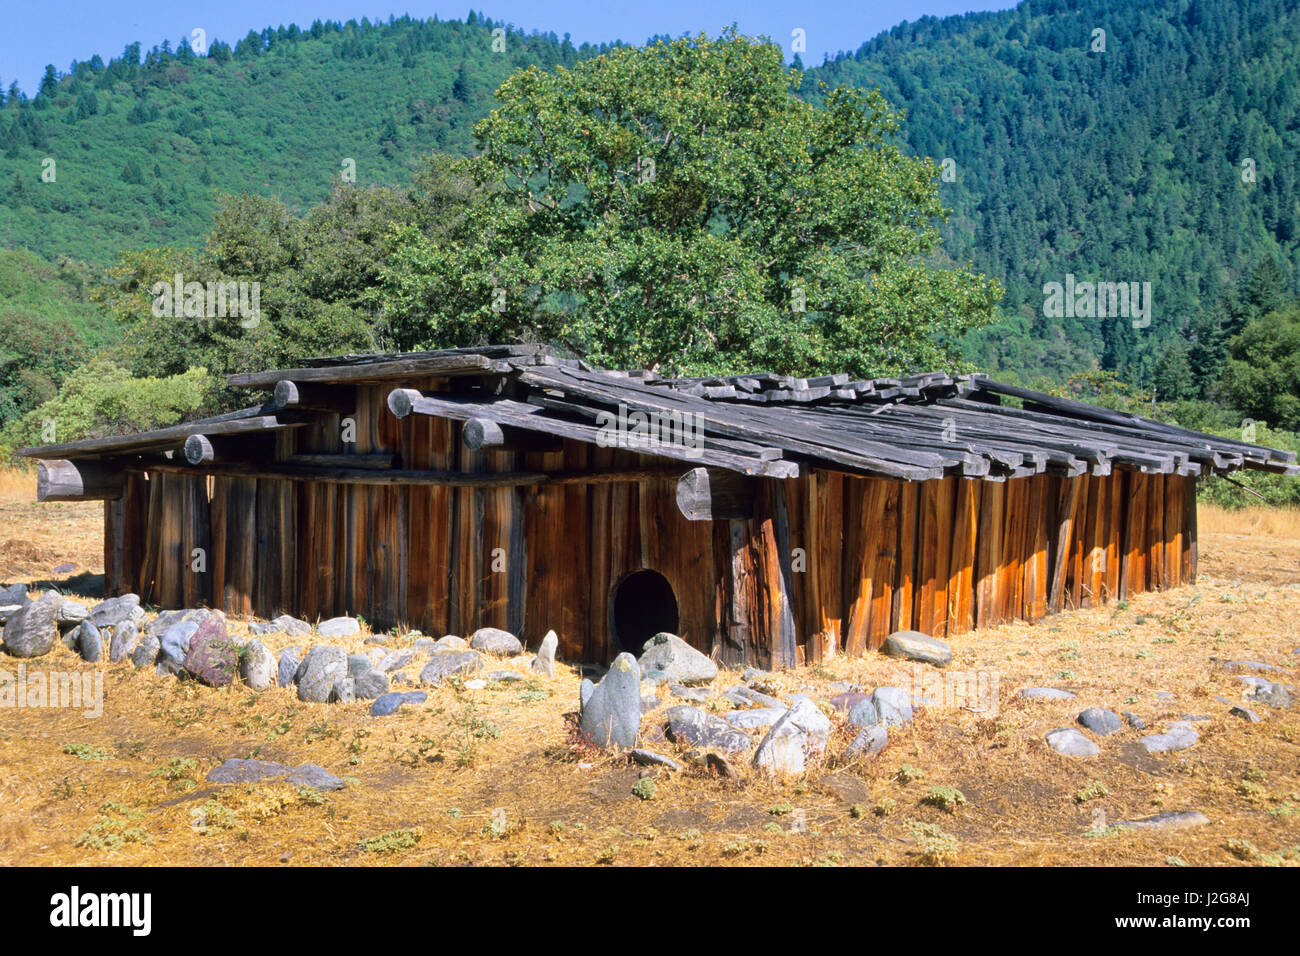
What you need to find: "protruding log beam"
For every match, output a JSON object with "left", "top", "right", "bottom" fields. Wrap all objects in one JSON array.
[
  {"left": 387, "top": 387, "right": 421, "bottom": 419},
  {"left": 184, "top": 433, "right": 276, "bottom": 465},
  {"left": 271, "top": 380, "right": 356, "bottom": 414},
  {"left": 36, "top": 459, "right": 124, "bottom": 502},
  {"left": 676, "top": 467, "right": 756, "bottom": 521},
  {"left": 462, "top": 417, "right": 563, "bottom": 453}
]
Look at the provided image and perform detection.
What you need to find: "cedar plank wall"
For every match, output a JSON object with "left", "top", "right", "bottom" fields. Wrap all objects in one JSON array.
[{"left": 103, "top": 379, "right": 1202, "bottom": 666}]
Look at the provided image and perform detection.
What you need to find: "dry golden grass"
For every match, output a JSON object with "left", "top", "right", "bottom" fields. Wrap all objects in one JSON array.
[
  {"left": 1199, "top": 502, "right": 1300, "bottom": 538},
  {"left": 1, "top": 469, "right": 1297, "bottom": 867}
]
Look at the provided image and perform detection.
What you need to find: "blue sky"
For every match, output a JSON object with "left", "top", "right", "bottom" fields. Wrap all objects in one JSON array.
[{"left": 0, "top": 0, "right": 1018, "bottom": 96}]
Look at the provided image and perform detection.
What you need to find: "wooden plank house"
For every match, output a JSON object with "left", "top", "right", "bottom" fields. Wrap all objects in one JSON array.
[{"left": 19, "top": 344, "right": 1298, "bottom": 667}]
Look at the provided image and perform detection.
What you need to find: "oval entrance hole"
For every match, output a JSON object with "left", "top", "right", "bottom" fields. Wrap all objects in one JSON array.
[{"left": 612, "top": 569, "right": 679, "bottom": 655}]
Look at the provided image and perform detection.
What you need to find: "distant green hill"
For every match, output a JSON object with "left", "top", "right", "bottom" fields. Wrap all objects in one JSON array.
[
  {"left": 0, "top": 248, "right": 116, "bottom": 420},
  {"left": 0, "top": 14, "right": 602, "bottom": 263},
  {"left": 806, "top": 0, "right": 1300, "bottom": 385}
]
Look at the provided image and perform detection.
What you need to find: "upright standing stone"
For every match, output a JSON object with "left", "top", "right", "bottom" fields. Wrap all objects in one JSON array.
[
  {"left": 580, "top": 652, "right": 642, "bottom": 748},
  {"left": 531, "top": 629, "right": 558, "bottom": 677}
]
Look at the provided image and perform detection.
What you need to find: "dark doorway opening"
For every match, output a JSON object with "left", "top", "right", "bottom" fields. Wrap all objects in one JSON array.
[{"left": 612, "top": 569, "right": 679, "bottom": 655}]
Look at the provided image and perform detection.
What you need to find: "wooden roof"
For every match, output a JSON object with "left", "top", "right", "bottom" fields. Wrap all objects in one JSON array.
[{"left": 19, "top": 345, "right": 1298, "bottom": 482}]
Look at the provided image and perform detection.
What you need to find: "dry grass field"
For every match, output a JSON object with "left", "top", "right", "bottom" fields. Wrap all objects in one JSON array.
[{"left": 0, "top": 467, "right": 1296, "bottom": 867}]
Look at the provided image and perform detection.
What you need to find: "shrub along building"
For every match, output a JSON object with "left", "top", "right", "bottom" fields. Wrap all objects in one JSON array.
[{"left": 19, "top": 344, "right": 1298, "bottom": 668}]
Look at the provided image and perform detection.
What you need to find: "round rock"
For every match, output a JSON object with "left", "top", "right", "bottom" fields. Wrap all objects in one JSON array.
[{"left": 881, "top": 630, "right": 953, "bottom": 667}]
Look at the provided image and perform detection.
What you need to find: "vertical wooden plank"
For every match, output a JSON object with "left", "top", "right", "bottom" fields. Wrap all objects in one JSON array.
[
  {"left": 1086, "top": 474, "right": 1107, "bottom": 607},
  {"left": 818, "top": 472, "right": 845, "bottom": 655},
  {"left": 1147, "top": 471, "right": 1166, "bottom": 590},
  {"left": 1048, "top": 476, "right": 1080, "bottom": 613},
  {"left": 1183, "top": 474, "right": 1198, "bottom": 583},
  {"left": 1163, "top": 474, "right": 1182, "bottom": 589},
  {"left": 1022, "top": 475, "right": 1048, "bottom": 620},
  {"left": 947, "top": 478, "right": 978, "bottom": 636},
  {"left": 1104, "top": 471, "right": 1123, "bottom": 601},
  {"left": 841, "top": 476, "right": 873, "bottom": 656},
  {"left": 180, "top": 474, "right": 211, "bottom": 609},
  {"left": 1121, "top": 471, "right": 1148, "bottom": 598},
  {"left": 1077, "top": 474, "right": 1100, "bottom": 608},
  {"left": 893, "top": 480, "right": 918, "bottom": 633},
  {"left": 975, "top": 480, "right": 1004, "bottom": 629},
  {"left": 222, "top": 477, "right": 257, "bottom": 617},
  {"left": 867, "top": 481, "right": 901, "bottom": 650}
]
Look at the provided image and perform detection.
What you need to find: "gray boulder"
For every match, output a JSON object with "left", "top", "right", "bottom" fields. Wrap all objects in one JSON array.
[
  {"left": 882, "top": 629, "right": 953, "bottom": 667},
  {"left": 470, "top": 627, "right": 523, "bottom": 656},
  {"left": 1229, "top": 705, "right": 1261, "bottom": 723},
  {"left": 1140, "top": 722, "right": 1199, "bottom": 753},
  {"left": 638, "top": 632, "right": 717, "bottom": 686},
  {"left": 580, "top": 652, "right": 642, "bottom": 749},
  {"left": 725, "top": 707, "right": 786, "bottom": 730},
  {"left": 297, "top": 646, "right": 348, "bottom": 703},
  {"left": 347, "top": 654, "right": 372, "bottom": 678},
  {"left": 158, "top": 621, "right": 201, "bottom": 676},
  {"left": 1045, "top": 727, "right": 1100, "bottom": 757},
  {"left": 872, "top": 687, "right": 913, "bottom": 727},
  {"left": 848, "top": 698, "right": 879, "bottom": 728},
  {"left": 580, "top": 678, "right": 595, "bottom": 709},
  {"left": 429, "top": 635, "right": 467, "bottom": 652},
  {"left": 250, "top": 614, "right": 312, "bottom": 638},
  {"left": 375, "top": 649, "right": 415, "bottom": 673},
  {"left": 277, "top": 647, "right": 302, "bottom": 687},
  {"left": 753, "top": 696, "right": 834, "bottom": 775},
  {"left": 370, "top": 691, "right": 427, "bottom": 717},
  {"left": 89, "top": 594, "right": 139, "bottom": 628},
  {"left": 207, "top": 758, "right": 345, "bottom": 791},
  {"left": 419, "top": 650, "right": 483, "bottom": 685},
  {"left": 1077, "top": 707, "right": 1122, "bottom": 735},
  {"left": 724, "top": 685, "right": 784, "bottom": 709},
  {"left": 355, "top": 669, "right": 390, "bottom": 699},
  {"left": 1114, "top": 810, "right": 1209, "bottom": 830},
  {"left": 2, "top": 592, "right": 61, "bottom": 658},
  {"left": 329, "top": 678, "right": 356, "bottom": 703},
  {"left": 664, "top": 705, "right": 752, "bottom": 754},
  {"left": 317, "top": 616, "right": 360, "bottom": 639},
  {"left": 239, "top": 640, "right": 276, "bottom": 691},
  {"left": 0, "top": 583, "right": 28, "bottom": 606},
  {"left": 56, "top": 600, "right": 89, "bottom": 627},
  {"left": 531, "top": 629, "right": 558, "bottom": 677},
  {"left": 1019, "top": 687, "right": 1077, "bottom": 700},
  {"left": 108, "top": 620, "right": 139, "bottom": 663},
  {"left": 76, "top": 620, "right": 103, "bottom": 663},
  {"left": 846, "top": 725, "right": 889, "bottom": 758},
  {"left": 631, "top": 749, "right": 684, "bottom": 772},
  {"left": 1123, "top": 712, "right": 1147, "bottom": 730},
  {"left": 131, "top": 631, "right": 160, "bottom": 669},
  {"left": 670, "top": 684, "right": 711, "bottom": 703}
]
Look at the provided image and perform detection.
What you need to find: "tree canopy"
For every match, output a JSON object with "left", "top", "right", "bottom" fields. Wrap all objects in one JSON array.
[{"left": 378, "top": 31, "right": 1002, "bottom": 376}]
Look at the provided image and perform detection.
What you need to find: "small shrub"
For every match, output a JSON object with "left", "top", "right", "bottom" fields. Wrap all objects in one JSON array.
[
  {"left": 1075, "top": 780, "right": 1110, "bottom": 804},
  {"left": 907, "top": 819, "right": 959, "bottom": 865},
  {"left": 896, "top": 765, "right": 925, "bottom": 785},
  {"left": 768, "top": 802, "right": 793, "bottom": 816},
  {"left": 63, "top": 743, "right": 112, "bottom": 761},
  {"left": 632, "top": 777, "right": 657, "bottom": 801},
  {"left": 357, "top": 827, "right": 423, "bottom": 853},
  {"left": 922, "top": 786, "right": 967, "bottom": 813}
]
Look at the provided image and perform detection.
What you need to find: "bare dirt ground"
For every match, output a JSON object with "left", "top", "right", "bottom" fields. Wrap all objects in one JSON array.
[{"left": 1, "top": 473, "right": 1296, "bottom": 867}]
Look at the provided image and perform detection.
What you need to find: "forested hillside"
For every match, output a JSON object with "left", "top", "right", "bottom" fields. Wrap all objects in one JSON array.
[
  {"left": 808, "top": 0, "right": 1300, "bottom": 387},
  {"left": 0, "top": 14, "right": 602, "bottom": 263}
]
